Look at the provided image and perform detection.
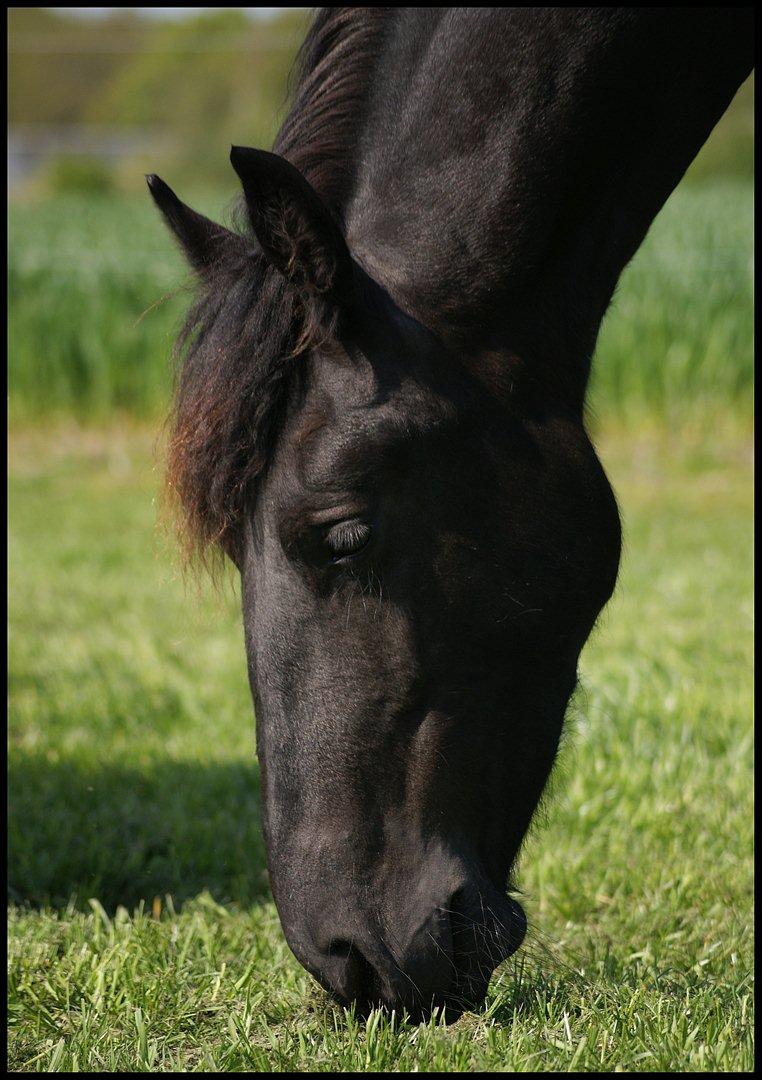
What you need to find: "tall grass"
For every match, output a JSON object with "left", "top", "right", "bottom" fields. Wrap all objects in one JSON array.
[
  {"left": 9, "top": 192, "right": 196, "bottom": 421},
  {"left": 589, "top": 181, "right": 753, "bottom": 430},
  {"left": 8, "top": 180, "right": 753, "bottom": 427}
]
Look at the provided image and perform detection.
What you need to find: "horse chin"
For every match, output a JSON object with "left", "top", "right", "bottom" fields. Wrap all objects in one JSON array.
[
  {"left": 443, "top": 891, "right": 527, "bottom": 1018},
  {"left": 500, "top": 894, "right": 528, "bottom": 960}
]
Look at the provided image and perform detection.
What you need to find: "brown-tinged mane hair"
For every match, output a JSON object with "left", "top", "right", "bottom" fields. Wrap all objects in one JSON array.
[{"left": 166, "top": 8, "right": 390, "bottom": 566}]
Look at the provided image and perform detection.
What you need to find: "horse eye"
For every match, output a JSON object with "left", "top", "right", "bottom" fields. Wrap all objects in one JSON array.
[{"left": 325, "top": 520, "right": 372, "bottom": 560}]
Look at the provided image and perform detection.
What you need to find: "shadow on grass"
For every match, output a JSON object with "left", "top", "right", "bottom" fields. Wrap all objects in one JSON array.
[{"left": 8, "top": 754, "right": 268, "bottom": 913}]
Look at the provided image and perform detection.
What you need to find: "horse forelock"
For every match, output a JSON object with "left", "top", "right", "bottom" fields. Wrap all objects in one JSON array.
[{"left": 166, "top": 8, "right": 392, "bottom": 568}]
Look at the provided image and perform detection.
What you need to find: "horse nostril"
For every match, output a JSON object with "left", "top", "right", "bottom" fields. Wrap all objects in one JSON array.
[
  {"left": 317, "top": 922, "right": 454, "bottom": 1019},
  {"left": 302, "top": 886, "right": 525, "bottom": 1020}
]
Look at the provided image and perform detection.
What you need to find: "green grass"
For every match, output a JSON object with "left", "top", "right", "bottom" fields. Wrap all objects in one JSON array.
[
  {"left": 589, "top": 182, "right": 754, "bottom": 431},
  {"left": 8, "top": 426, "right": 753, "bottom": 1071},
  {"left": 8, "top": 191, "right": 210, "bottom": 423},
  {"left": 8, "top": 179, "right": 754, "bottom": 428}
]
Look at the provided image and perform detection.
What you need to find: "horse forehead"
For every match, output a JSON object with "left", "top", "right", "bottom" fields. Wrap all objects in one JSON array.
[
  {"left": 295, "top": 354, "right": 459, "bottom": 448},
  {"left": 281, "top": 373, "right": 459, "bottom": 494}
]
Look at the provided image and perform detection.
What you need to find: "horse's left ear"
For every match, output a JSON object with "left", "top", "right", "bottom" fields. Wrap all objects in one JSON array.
[
  {"left": 146, "top": 174, "right": 245, "bottom": 272},
  {"left": 230, "top": 145, "right": 354, "bottom": 303}
]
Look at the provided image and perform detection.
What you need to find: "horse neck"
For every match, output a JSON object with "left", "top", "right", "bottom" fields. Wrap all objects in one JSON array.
[{"left": 344, "top": 8, "right": 752, "bottom": 406}]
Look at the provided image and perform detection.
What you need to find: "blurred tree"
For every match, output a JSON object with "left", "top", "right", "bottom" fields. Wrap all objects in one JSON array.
[
  {"left": 8, "top": 8, "right": 753, "bottom": 190},
  {"left": 83, "top": 9, "right": 307, "bottom": 182},
  {"left": 8, "top": 8, "right": 148, "bottom": 125},
  {"left": 44, "top": 154, "right": 116, "bottom": 195},
  {"left": 8, "top": 7, "right": 307, "bottom": 187}
]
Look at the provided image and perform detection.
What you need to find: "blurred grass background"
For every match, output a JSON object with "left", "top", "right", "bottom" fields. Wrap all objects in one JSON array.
[
  {"left": 7, "top": 7, "right": 754, "bottom": 1072},
  {"left": 7, "top": 179, "right": 754, "bottom": 427}
]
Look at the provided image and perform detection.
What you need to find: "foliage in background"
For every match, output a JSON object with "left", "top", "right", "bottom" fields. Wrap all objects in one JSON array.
[
  {"left": 9, "top": 8, "right": 149, "bottom": 127},
  {"left": 8, "top": 8, "right": 754, "bottom": 430},
  {"left": 8, "top": 8, "right": 754, "bottom": 189},
  {"left": 587, "top": 181, "right": 754, "bottom": 431},
  {"left": 9, "top": 193, "right": 187, "bottom": 420},
  {"left": 9, "top": 7, "right": 307, "bottom": 188},
  {"left": 8, "top": 180, "right": 754, "bottom": 427},
  {"left": 44, "top": 155, "right": 117, "bottom": 196},
  {"left": 86, "top": 9, "right": 307, "bottom": 181}
]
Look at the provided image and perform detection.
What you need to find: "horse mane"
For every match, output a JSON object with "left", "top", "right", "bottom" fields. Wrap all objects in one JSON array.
[
  {"left": 166, "top": 8, "right": 391, "bottom": 566},
  {"left": 275, "top": 7, "right": 391, "bottom": 215}
]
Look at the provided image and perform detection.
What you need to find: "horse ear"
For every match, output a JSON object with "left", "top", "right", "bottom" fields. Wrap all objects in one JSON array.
[
  {"left": 230, "top": 145, "right": 354, "bottom": 302},
  {"left": 146, "top": 174, "right": 244, "bottom": 272}
]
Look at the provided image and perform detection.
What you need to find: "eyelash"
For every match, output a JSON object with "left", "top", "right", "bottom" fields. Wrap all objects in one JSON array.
[{"left": 324, "top": 519, "right": 372, "bottom": 562}]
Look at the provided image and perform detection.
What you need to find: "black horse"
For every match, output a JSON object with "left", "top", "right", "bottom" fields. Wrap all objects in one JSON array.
[{"left": 149, "top": 8, "right": 753, "bottom": 1021}]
